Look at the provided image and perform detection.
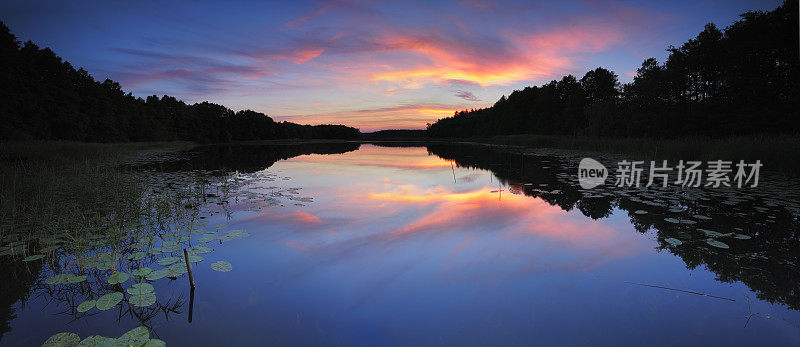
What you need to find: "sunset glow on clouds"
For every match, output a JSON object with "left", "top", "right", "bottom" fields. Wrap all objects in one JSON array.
[{"left": 1, "top": 0, "right": 779, "bottom": 130}]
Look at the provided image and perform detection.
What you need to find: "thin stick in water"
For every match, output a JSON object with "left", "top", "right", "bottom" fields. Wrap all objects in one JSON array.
[
  {"left": 625, "top": 282, "right": 735, "bottom": 302},
  {"left": 183, "top": 248, "right": 195, "bottom": 290}
]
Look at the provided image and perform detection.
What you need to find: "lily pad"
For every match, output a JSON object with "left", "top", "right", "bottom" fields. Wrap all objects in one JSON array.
[
  {"left": 96, "top": 259, "right": 116, "bottom": 271},
  {"left": 76, "top": 335, "right": 116, "bottom": 346},
  {"left": 45, "top": 274, "right": 70, "bottom": 285},
  {"left": 42, "top": 332, "right": 80, "bottom": 347},
  {"left": 118, "top": 326, "right": 150, "bottom": 346},
  {"left": 198, "top": 236, "right": 215, "bottom": 243},
  {"left": 663, "top": 217, "right": 680, "bottom": 223},
  {"left": 67, "top": 274, "right": 88, "bottom": 284},
  {"left": 664, "top": 238, "right": 683, "bottom": 246},
  {"left": 96, "top": 292, "right": 124, "bottom": 310},
  {"left": 698, "top": 228, "right": 724, "bottom": 238},
  {"left": 132, "top": 267, "right": 153, "bottom": 277},
  {"left": 211, "top": 261, "right": 232, "bottom": 272},
  {"left": 634, "top": 210, "right": 648, "bottom": 214},
  {"left": 77, "top": 299, "right": 96, "bottom": 313},
  {"left": 706, "top": 239, "right": 730, "bottom": 249},
  {"left": 733, "top": 234, "right": 752, "bottom": 240},
  {"left": 129, "top": 292, "right": 157, "bottom": 307},
  {"left": 127, "top": 251, "right": 147, "bottom": 261},
  {"left": 189, "top": 245, "right": 213, "bottom": 254},
  {"left": 169, "top": 262, "right": 189, "bottom": 275},
  {"left": 145, "top": 268, "right": 170, "bottom": 281},
  {"left": 142, "top": 339, "right": 167, "bottom": 347},
  {"left": 148, "top": 247, "right": 165, "bottom": 255},
  {"left": 126, "top": 282, "right": 154, "bottom": 295},
  {"left": 157, "top": 257, "right": 180, "bottom": 266},
  {"left": 187, "top": 255, "right": 203, "bottom": 263},
  {"left": 22, "top": 254, "right": 45, "bottom": 262},
  {"left": 107, "top": 272, "right": 130, "bottom": 284}
]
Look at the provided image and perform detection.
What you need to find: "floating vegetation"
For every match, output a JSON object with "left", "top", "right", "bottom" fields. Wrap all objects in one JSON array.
[
  {"left": 634, "top": 210, "right": 648, "bottom": 214},
  {"left": 157, "top": 257, "right": 180, "bottom": 266},
  {"left": 706, "top": 239, "right": 730, "bottom": 249},
  {"left": 43, "top": 326, "right": 164, "bottom": 347},
  {"left": 107, "top": 272, "right": 130, "bottom": 284},
  {"left": 77, "top": 299, "right": 96, "bottom": 313},
  {"left": 96, "top": 292, "right": 124, "bottom": 311},
  {"left": 42, "top": 332, "right": 80, "bottom": 347},
  {"left": 211, "top": 261, "right": 232, "bottom": 272},
  {"left": 664, "top": 238, "right": 683, "bottom": 246},
  {"left": 129, "top": 292, "right": 158, "bottom": 307},
  {"left": 127, "top": 283, "right": 155, "bottom": 295},
  {"left": 664, "top": 218, "right": 680, "bottom": 224}
]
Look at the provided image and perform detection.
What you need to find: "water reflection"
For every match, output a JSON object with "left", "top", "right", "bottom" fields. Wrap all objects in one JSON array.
[
  {"left": 2, "top": 142, "right": 799, "bottom": 345},
  {"left": 427, "top": 143, "right": 800, "bottom": 310}
]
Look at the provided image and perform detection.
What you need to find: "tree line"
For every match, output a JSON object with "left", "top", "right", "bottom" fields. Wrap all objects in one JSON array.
[
  {"left": 427, "top": 0, "right": 798, "bottom": 138},
  {"left": 0, "top": 22, "right": 360, "bottom": 142}
]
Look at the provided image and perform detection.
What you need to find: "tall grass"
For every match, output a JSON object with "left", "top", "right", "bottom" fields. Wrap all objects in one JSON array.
[
  {"left": 481, "top": 134, "right": 800, "bottom": 175},
  {"left": 0, "top": 141, "right": 193, "bottom": 242}
]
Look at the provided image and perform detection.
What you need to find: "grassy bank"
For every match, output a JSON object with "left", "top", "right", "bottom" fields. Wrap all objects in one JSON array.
[
  {"left": 0, "top": 141, "right": 194, "bottom": 244},
  {"left": 472, "top": 134, "right": 800, "bottom": 175}
]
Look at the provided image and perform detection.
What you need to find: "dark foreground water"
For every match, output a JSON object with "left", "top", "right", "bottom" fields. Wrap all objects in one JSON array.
[{"left": 2, "top": 142, "right": 800, "bottom": 346}]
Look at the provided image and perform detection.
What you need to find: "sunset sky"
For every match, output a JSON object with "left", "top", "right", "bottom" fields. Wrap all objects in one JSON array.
[{"left": 1, "top": 0, "right": 780, "bottom": 131}]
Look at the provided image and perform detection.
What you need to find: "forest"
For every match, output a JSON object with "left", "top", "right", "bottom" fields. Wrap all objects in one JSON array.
[
  {"left": 427, "top": 0, "right": 798, "bottom": 138},
  {"left": 0, "top": 22, "right": 360, "bottom": 142}
]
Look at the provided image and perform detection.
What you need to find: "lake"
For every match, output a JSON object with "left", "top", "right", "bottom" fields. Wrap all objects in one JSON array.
[{"left": 2, "top": 142, "right": 800, "bottom": 346}]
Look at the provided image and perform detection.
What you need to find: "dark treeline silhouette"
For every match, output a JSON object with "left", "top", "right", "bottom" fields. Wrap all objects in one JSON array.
[
  {"left": 0, "top": 22, "right": 360, "bottom": 142},
  {"left": 362, "top": 129, "right": 427, "bottom": 139},
  {"left": 427, "top": 1, "right": 798, "bottom": 138}
]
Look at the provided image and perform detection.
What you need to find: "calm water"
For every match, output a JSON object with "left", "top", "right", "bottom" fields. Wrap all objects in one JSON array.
[{"left": 2, "top": 142, "right": 800, "bottom": 346}]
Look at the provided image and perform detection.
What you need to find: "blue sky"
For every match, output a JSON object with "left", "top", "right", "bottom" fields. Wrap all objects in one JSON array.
[{"left": 0, "top": 0, "right": 781, "bottom": 130}]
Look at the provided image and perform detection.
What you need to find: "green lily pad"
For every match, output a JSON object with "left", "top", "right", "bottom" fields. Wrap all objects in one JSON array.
[
  {"left": 145, "top": 268, "right": 170, "bottom": 281},
  {"left": 706, "top": 239, "right": 730, "bottom": 249},
  {"left": 127, "top": 251, "right": 147, "bottom": 261},
  {"left": 76, "top": 335, "right": 116, "bottom": 346},
  {"left": 127, "top": 282, "right": 154, "bottom": 295},
  {"left": 107, "top": 272, "right": 130, "bottom": 284},
  {"left": 198, "top": 236, "right": 215, "bottom": 243},
  {"left": 129, "top": 292, "right": 157, "bottom": 307},
  {"left": 733, "top": 234, "right": 752, "bottom": 240},
  {"left": 664, "top": 238, "right": 683, "bottom": 246},
  {"left": 42, "top": 332, "right": 80, "bottom": 347},
  {"left": 190, "top": 245, "right": 213, "bottom": 254},
  {"left": 67, "top": 274, "right": 88, "bottom": 284},
  {"left": 698, "top": 228, "right": 724, "bottom": 237},
  {"left": 45, "top": 274, "right": 70, "bottom": 285},
  {"left": 77, "top": 299, "right": 96, "bottom": 313},
  {"left": 157, "top": 257, "right": 180, "bottom": 266},
  {"left": 187, "top": 255, "right": 203, "bottom": 263},
  {"left": 148, "top": 247, "right": 165, "bottom": 255},
  {"left": 211, "top": 261, "right": 232, "bottom": 272},
  {"left": 169, "top": 262, "right": 189, "bottom": 275},
  {"left": 22, "top": 254, "right": 46, "bottom": 262},
  {"left": 693, "top": 214, "right": 712, "bottom": 220},
  {"left": 132, "top": 267, "right": 153, "bottom": 277},
  {"left": 634, "top": 210, "right": 648, "bottom": 214},
  {"left": 142, "top": 339, "right": 167, "bottom": 347},
  {"left": 96, "top": 292, "right": 124, "bottom": 310},
  {"left": 96, "top": 259, "right": 116, "bottom": 271},
  {"left": 118, "top": 326, "right": 150, "bottom": 346},
  {"left": 663, "top": 218, "right": 680, "bottom": 223}
]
